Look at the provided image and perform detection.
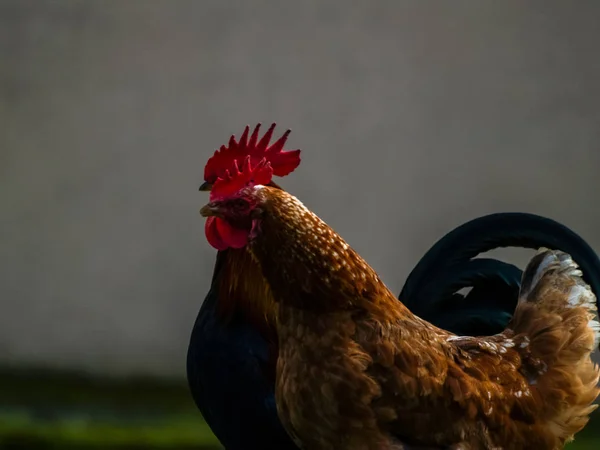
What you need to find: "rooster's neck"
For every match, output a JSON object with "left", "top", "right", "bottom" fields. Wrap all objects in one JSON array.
[
  {"left": 216, "top": 248, "right": 278, "bottom": 338},
  {"left": 249, "top": 189, "right": 409, "bottom": 319}
]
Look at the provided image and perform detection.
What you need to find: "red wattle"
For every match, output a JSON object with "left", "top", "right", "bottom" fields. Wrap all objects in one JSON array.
[
  {"left": 205, "top": 217, "right": 228, "bottom": 250},
  {"left": 205, "top": 217, "right": 249, "bottom": 250},
  {"left": 215, "top": 217, "right": 249, "bottom": 249}
]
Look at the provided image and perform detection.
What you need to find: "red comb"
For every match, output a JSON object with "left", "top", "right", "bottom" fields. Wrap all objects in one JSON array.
[
  {"left": 210, "top": 156, "right": 274, "bottom": 201},
  {"left": 204, "top": 123, "right": 301, "bottom": 183}
]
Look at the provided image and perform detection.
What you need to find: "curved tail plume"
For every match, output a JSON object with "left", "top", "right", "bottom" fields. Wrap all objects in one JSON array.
[{"left": 400, "top": 213, "right": 600, "bottom": 336}]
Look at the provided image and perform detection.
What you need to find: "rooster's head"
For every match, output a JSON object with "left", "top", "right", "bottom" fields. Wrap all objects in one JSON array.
[
  {"left": 201, "top": 154, "right": 283, "bottom": 250},
  {"left": 199, "top": 123, "right": 301, "bottom": 251}
]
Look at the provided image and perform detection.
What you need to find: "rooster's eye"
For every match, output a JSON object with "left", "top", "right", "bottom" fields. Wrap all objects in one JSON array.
[{"left": 231, "top": 198, "right": 248, "bottom": 209}]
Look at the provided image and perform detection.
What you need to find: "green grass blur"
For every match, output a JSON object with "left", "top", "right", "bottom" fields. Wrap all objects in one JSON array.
[
  {"left": 0, "top": 366, "right": 221, "bottom": 449},
  {"left": 0, "top": 365, "right": 597, "bottom": 449}
]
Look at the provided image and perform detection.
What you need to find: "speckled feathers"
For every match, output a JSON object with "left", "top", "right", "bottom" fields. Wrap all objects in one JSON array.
[{"left": 236, "top": 187, "right": 600, "bottom": 450}]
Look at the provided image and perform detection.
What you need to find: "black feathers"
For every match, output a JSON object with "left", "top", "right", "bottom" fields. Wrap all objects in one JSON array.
[{"left": 401, "top": 213, "right": 600, "bottom": 335}]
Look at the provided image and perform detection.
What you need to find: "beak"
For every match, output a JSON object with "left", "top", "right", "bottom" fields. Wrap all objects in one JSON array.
[
  {"left": 200, "top": 202, "right": 222, "bottom": 218},
  {"left": 199, "top": 182, "right": 212, "bottom": 192}
]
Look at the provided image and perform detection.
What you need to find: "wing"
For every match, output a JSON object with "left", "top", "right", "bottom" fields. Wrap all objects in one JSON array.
[{"left": 373, "top": 329, "right": 552, "bottom": 449}]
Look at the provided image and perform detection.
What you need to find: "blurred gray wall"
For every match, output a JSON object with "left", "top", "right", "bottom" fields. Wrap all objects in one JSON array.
[{"left": 1, "top": 1, "right": 599, "bottom": 378}]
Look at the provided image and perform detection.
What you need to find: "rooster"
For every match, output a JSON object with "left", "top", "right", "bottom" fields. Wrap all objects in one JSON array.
[
  {"left": 189, "top": 124, "right": 600, "bottom": 449},
  {"left": 199, "top": 160, "right": 600, "bottom": 450}
]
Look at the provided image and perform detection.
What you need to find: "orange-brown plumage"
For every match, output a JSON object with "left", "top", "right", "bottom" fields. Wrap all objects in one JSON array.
[
  {"left": 201, "top": 184, "right": 600, "bottom": 450},
  {"left": 216, "top": 248, "right": 277, "bottom": 333}
]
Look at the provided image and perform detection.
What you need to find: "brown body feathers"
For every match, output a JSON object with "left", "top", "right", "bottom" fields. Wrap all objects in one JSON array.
[{"left": 246, "top": 187, "right": 600, "bottom": 450}]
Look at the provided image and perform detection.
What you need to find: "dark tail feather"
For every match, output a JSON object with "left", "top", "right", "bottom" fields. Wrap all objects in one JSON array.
[
  {"left": 400, "top": 213, "right": 600, "bottom": 333},
  {"left": 414, "top": 258, "right": 522, "bottom": 309},
  {"left": 413, "top": 258, "right": 521, "bottom": 335}
]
